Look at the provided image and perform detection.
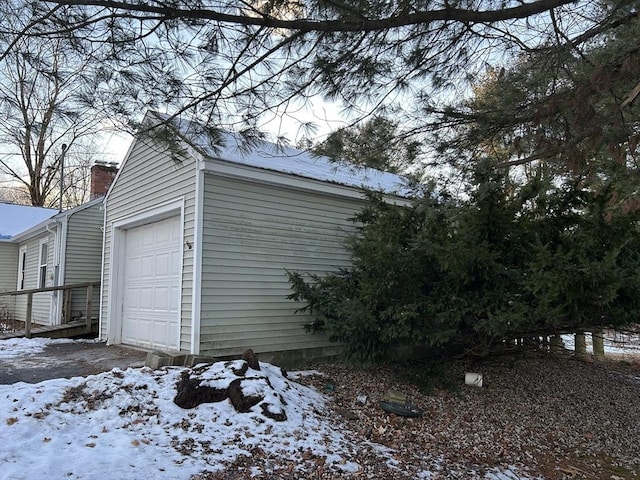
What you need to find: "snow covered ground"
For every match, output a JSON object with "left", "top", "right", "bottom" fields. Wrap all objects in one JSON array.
[
  {"left": 0, "top": 338, "right": 537, "bottom": 480},
  {"left": 0, "top": 337, "right": 79, "bottom": 358},
  {"left": 1, "top": 339, "right": 358, "bottom": 480}
]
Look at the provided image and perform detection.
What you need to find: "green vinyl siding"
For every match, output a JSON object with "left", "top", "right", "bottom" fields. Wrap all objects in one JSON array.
[
  {"left": 14, "top": 231, "right": 55, "bottom": 324},
  {"left": 199, "top": 173, "right": 362, "bottom": 357},
  {"left": 0, "top": 243, "right": 18, "bottom": 320},
  {"left": 64, "top": 202, "right": 103, "bottom": 320},
  {"left": 101, "top": 139, "right": 196, "bottom": 350}
]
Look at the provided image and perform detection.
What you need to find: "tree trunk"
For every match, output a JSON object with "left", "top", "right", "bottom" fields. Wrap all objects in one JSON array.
[
  {"left": 592, "top": 329, "right": 605, "bottom": 360},
  {"left": 541, "top": 336, "right": 549, "bottom": 352},
  {"left": 574, "top": 333, "right": 587, "bottom": 360},
  {"left": 549, "top": 335, "right": 564, "bottom": 353}
]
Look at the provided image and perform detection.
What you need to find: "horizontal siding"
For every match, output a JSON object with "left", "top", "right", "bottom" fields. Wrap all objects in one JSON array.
[
  {"left": 64, "top": 203, "right": 103, "bottom": 282},
  {"left": 206, "top": 256, "right": 348, "bottom": 272},
  {"left": 200, "top": 173, "right": 363, "bottom": 357},
  {"left": 0, "top": 243, "right": 18, "bottom": 320},
  {"left": 14, "top": 231, "right": 55, "bottom": 324},
  {"left": 101, "top": 138, "right": 196, "bottom": 350},
  {"left": 64, "top": 203, "right": 103, "bottom": 320},
  {"left": 0, "top": 243, "right": 18, "bottom": 291}
]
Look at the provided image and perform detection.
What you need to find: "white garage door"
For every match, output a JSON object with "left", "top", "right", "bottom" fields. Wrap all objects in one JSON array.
[{"left": 121, "top": 216, "right": 181, "bottom": 350}]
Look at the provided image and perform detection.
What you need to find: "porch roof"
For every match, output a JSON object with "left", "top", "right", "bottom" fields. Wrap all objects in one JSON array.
[{"left": 0, "top": 203, "right": 57, "bottom": 240}]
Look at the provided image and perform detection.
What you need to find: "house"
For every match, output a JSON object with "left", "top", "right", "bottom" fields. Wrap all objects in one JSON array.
[
  {"left": 0, "top": 203, "right": 58, "bottom": 322},
  {"left": 100, "top": 113, "right": 410, "bottom": 364},
  {"left": 0, "top": 164, "right": 116, "bottom": 328}
]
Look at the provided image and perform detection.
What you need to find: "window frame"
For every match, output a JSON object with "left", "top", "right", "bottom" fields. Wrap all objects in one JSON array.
[
  {"left": 38, "top": 239, "right": 48, "bottom": 289},
  {"left": 17, "top": 246, "right": 27, "bottom": 290}
]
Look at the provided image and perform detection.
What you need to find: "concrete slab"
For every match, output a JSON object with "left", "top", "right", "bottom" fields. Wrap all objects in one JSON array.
[
  {"left": 0, "top": 341, "right": 148, "bottom": 384},
  {"left": 144, "top": 350, "right": 218, "bottom": 368}
]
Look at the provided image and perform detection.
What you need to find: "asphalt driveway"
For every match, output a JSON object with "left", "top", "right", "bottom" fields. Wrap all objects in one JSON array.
[{"left": 0, "top": 341, "right": 148, "bottom": 384}]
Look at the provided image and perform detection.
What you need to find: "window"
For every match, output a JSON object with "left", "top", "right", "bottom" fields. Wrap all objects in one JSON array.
[
  {"left": 17, "top": 246, "right": 27, "bottom": 290},
  {"left": 38, "top": 241, "right": 48, "bottom": 289}
]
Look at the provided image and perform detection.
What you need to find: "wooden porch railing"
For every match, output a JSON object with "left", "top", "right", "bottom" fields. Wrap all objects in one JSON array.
[{"left": 0, "top": 282, "right": 100, "bottom": 338}]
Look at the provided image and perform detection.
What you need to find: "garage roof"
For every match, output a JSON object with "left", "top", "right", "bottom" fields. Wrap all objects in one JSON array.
[{"left": 152, "top": 112, "right": 414, "bottom": 198}]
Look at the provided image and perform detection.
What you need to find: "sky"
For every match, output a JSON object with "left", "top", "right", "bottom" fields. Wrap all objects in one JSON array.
[{"left": 0, "top": 337, "right": 555, "bottom": 480}]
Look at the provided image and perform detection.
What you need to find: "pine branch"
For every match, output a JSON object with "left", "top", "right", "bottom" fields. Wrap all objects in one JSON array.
[{"left": 42, "top": 0, "right": 577, "bottom": 32}]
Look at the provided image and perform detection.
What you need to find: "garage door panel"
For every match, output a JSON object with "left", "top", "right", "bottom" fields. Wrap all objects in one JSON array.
[
  {"left": 171, "top": 251, "right": 181, "bottom": 275},
  {"left": 124, "top": 287, "right": 140, "bottom": 309},
  {"left": 154, "top": 287, "right": 171, "bottom": 310},
  {"left": 140, "top": 255, "right": 155, "bottom": 278},
  {"left": 141, "top": 227, "right": 155, "bottom": 248},
  {"left": 154, "top": 252, "right": 173, "bottom": 277},
  {"left": 139, "top": 287, "right": 155, "bottom": 309},
  {"left": 170, "top": 285, "right": 180, "bottom": 310},
  {"left": 125, "top": 257, "right": 141, "bottom": 280},
  {"left": 121, "top": 215, "right": 181, "bottom": 350},
  {"left": 156, "top": 224, "right": 172, "bottom": 243}
]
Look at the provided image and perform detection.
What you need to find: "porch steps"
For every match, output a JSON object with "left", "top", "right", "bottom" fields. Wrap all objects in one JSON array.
[{"left": 0, "top": 319, "right": 98, "bottom": 341}]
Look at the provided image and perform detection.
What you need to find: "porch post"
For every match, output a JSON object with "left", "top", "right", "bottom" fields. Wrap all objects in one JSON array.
[
  {"left": 25, "top": 292, "right": 33, "bottom": 338},
  {"left": 85, "top": 284, "right": 93, "bottom": 333}
]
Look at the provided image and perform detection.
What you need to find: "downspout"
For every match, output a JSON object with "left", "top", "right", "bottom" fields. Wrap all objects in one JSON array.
[
  {"left": 57, "top": 215, "right": 69, "bottom": 324},
  {"left": 44, "top": 222, "right": 57, "bottom": 323},
  {"left": 99, "top": 201, "right": 108, "bottom": 343},
  {"left": 46, "top": 215, "right": 68, "bottom": 325}
]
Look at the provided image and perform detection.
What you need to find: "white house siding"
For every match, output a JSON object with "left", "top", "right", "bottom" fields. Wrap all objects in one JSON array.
[
  {"left": 64, "top": 202, "right": 103, "bottom": 321},
  {"left": 199, "top": 173, "right": 364, "bottom": 357},
  {"left": 0, "top": 243, "right": 18, "bottom": 320},
  {"left": 101, "top": 139, "right": 196, "bottom": 351},
  {"left": 14, "top": 231, "right": 55, "bottom": 324}
]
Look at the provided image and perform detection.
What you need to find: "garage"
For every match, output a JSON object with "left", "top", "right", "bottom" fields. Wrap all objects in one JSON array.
[{"left": 120, "top": 215, "right": 182, "bottom": 350}]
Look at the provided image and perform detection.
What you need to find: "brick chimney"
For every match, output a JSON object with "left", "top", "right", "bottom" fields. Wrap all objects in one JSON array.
[{"left": 90, "top": 162, "right": 118, "bottom": 199}]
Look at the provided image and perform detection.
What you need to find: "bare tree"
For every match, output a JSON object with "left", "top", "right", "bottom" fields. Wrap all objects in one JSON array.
[
  {"left": 0, "top": 179, "right": 29, "bottom": 205},
  {"left": 61, "top": 140, "right": 105, "bottom": 208},
  {"left": 0, "top": 15, "right": 103, "bottom": 207}
]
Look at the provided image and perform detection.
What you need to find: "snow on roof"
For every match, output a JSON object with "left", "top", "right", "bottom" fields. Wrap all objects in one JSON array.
[
  {"left": 153, "top": 112, "right": 414, "bottom": 198},
  {"left": 0, "top": 203, "right": 58, "bottom": 239}
]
